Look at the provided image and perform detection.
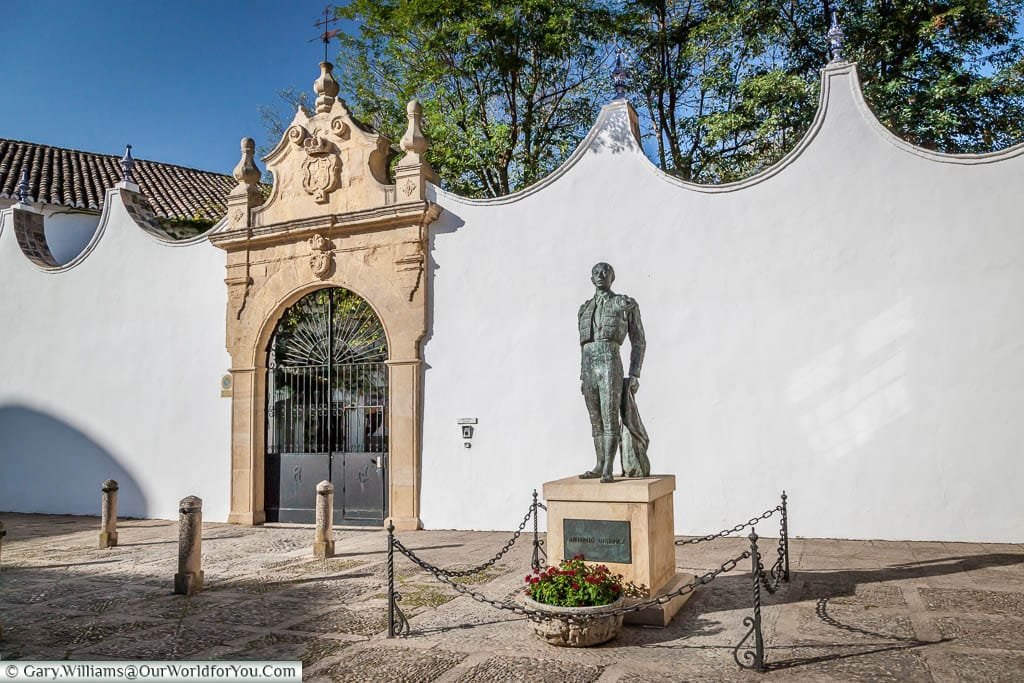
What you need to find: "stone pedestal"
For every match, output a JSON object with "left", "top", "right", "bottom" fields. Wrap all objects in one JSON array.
[{"left": 542, "top": 475, "right": 691, "bottom": 627}]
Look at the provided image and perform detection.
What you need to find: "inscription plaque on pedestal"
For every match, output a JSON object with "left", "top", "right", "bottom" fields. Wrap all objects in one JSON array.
[{"left": 563, "top": 519, "right": 632, "bottom": 564}]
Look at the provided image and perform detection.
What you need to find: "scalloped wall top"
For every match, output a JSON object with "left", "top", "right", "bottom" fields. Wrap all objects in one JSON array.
[{"left": 430, "top": 61, "right": 1024, "bottom": 207}]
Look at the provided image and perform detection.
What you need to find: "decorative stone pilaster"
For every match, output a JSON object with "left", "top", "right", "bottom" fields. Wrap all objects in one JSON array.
[
  {"left": 391, "top": 100, "right": 440, "bottom": 303},
  {"left": 386, "top": 358, "right": 424, "bottom": 531},
  {"left": 224, "top": 138, "right": 263, "bottom": 321},
  {"left": 99, "top": 479, "right": 119, "bottom": 548},
  {"left": 174, "top": 495, "right": 204, "bottom": 595},
  {"left": 314, "top": 480, "right": 335, "bottom": 558}
]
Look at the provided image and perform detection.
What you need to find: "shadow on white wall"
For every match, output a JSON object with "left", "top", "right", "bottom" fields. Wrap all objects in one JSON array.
[
  {"left": 0, "top": 404, "right": 147, "bottom": 517},
  {"left": 786, "top": 299, "right": 914, "bottom": 459}
]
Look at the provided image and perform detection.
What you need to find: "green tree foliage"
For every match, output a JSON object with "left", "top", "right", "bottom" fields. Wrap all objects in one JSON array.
[
  {"left": 267, "top": 1, "right": 1024, "bottom": 194},
  {"left": 626, "top": 0, "right": 1024, "bottom": 183},
  {"left": 838, "top": 0, "right": 1024, "bottom": 152},
  {"left": 623, "top": 0, "right": 823, "bottom": 182},
  {"left": 334, "top": 0, "right": 615, "bottom": 198}
]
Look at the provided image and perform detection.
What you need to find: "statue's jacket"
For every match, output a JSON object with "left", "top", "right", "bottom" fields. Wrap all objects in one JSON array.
[
  {"left": 578, "top": 293, "right": 646, "bottom": 379},
  {"left": 577, "top": 291, "right": 650, "bottom": 477}
]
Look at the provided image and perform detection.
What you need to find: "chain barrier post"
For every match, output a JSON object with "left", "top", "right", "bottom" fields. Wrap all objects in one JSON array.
[
  {"left": 531, "top": 489, "right": 541, "bottom": 572},
  {"left": 387, "top": 521, "right": 396, "bottom": 638},
  {"left": 749, "top": 530, "right": 766, "bottom": 671},
  {"left": 780, "top": 491, "right": 790, "bottom": 582}
]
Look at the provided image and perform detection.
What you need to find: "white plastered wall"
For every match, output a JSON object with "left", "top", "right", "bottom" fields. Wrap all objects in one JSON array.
[
  {"left": 421, "top": 62, "right": 1024, "bottom": 542},
  {"left": 0, "top": 189, "right": 231, "bottom": 521},
  {"left": 0, "top": 62, "right": 1020, "bottom": 540}
]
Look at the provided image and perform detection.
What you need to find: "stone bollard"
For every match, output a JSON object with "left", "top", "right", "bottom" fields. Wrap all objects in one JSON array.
[
  {"left": 173, "top": 496, "right": 204, "bottom": 595},
  {"left": 314, "top": 480, "right": 335, "bottom": 559},
  {"left": 99, "top": 479, "right": 119, "bottom": 548}
]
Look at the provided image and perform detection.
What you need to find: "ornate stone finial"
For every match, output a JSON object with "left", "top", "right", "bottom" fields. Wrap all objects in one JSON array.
[
  {"left": 827, "top": 11, "right": 846, "bottom": 63},
  {"left": 612, "top": 48, "right": 628, "bottom": 99},
  {"left": 233, "top": 137, "right": 262, "bottom": 187},
  {"left": 15, "top": 166, "right": 29, "bottom": 204},
  {"left": 120, "top": 144, "right": 135, "bottom": 183},
  {"left": 313, "top": 61, "right": 340, "bottom": 114},
  {"left": 400, "top": 100, "right": 429, "bottom": 157}
]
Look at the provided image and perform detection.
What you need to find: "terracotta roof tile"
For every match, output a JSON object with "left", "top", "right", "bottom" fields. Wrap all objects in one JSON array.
[{"left": 0, "top": 137, "right": 236, "bottom": 221}]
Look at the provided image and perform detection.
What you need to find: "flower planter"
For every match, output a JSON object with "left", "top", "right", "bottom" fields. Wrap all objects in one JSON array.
[{"left": 523, "top": 596, "right": 625, "bottom": 647}]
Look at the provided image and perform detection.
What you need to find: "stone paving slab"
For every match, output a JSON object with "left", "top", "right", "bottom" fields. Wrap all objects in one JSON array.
[{"left": 1, "top": 512, "right": 1022, "bottom": 681}]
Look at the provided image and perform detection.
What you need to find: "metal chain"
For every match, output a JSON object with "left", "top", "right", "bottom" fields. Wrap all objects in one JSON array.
[
  {"left": 407, "top": 503, "right": 536, "bottom": 578},
  {"left": 675, "top": 505, "right": 782, "bottom": 546},
  {"left": 756, "top": 555, "right": 778, "bottom": 595},
  {"left": 755, "top": 544, "right": 788, "bottom": 594},
  {"left": 755, "top": 516, "right": 790, "bottom": 594},
  {"left": 393, "top": 538, "right": 750, "bottom": 624}
]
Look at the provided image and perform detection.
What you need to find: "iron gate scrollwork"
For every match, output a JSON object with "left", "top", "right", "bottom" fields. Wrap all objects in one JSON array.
[{"left": 265, "top": 287, "right": 388, "bottom": 525}]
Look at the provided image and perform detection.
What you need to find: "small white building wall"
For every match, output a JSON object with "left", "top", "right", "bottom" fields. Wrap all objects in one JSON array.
[
  {"left": 421, "top": 63, "right": 1024, "bottom": 543},
  {"left": 0, "top": 190, "right": 231, "bottom": 521}
]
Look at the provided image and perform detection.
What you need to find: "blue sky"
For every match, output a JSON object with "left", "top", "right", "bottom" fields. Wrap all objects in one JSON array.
[{"left": 0, "top": 1, "right": 351, "bottom": 174}]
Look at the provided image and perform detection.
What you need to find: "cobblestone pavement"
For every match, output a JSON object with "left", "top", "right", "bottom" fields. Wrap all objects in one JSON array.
[{"left": 1, "top": 512, "right": 1022, "bottom": 682}]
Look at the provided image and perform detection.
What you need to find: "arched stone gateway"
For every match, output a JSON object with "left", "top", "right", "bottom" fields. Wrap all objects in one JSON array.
[
  {"left": 210, "top": 63, "right": 439, "bottom": 530},
  {"left": 265, "top": 287, "right": 389, "bottom": 524}
]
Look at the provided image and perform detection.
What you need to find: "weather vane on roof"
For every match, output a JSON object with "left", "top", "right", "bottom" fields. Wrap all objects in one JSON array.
[{"left": 309, "top": 6, "right": 343, "bottom": 63}]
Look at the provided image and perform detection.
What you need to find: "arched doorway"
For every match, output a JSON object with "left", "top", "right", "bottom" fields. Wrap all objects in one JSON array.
[{"left": 264, "top": 287, "right": 388, "bottom": 525}]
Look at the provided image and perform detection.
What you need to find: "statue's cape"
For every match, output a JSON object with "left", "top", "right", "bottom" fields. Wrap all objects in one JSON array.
[{"left": 620, "top": 390, "right": 650, "bottom": 477}]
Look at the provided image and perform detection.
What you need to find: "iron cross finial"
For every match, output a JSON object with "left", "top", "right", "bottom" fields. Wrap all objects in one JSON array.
[
  {"left": 120, "top": 144, "right": 135, "bottom": 184},
  {"left": 827, "top": 10, "right": 846, "bottom": 63},
  {"left": 612, "top": 47, "right": 629, "bottom": 100},
  {"left": 16, "top": 166, "right": 29, "bottom": 204},
  {"left": 310, "top": 6, "right": 343, "bottom": 63}
]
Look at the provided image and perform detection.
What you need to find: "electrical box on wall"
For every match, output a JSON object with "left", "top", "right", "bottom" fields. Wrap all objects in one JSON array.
[{"left": 458, "top": 418, "right": 477, "bottom": 448}]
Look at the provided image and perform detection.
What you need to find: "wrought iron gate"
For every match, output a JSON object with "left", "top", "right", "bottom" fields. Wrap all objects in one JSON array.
[{"left": 265, "top": 287, "right": 388, "bottom": 525}]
